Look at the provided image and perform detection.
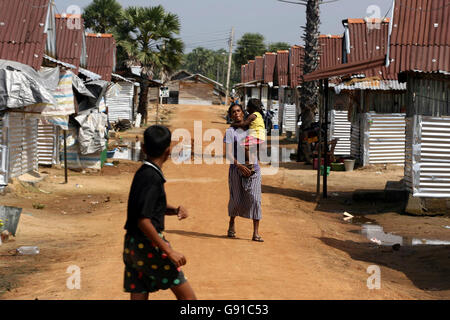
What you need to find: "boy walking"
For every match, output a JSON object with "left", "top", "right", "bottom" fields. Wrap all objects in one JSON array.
[{"left": 123, "top": 125, "right": 196, "bottom": 300}]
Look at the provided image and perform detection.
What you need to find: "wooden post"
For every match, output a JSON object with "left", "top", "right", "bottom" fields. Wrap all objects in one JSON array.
[
  {"left": 63, "top": 130, "right": 68, "bottom": 184},
  {"left": 323, "top": 78, "right": 329, "bottom": 198},
  {"left": 316, "top": 80, "right": 323, "bottom": 202}
]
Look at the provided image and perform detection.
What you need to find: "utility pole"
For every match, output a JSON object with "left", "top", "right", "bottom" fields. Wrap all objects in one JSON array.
[{"left": 225, "top": 27, "right": 235, "bottom": 105}]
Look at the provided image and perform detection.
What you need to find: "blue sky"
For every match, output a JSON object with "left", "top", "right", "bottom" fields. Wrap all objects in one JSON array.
[{"left": 56, "top": 0, "right": 393, "bottom": 52}]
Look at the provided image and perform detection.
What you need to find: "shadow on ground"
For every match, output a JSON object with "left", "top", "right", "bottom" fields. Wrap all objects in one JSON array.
[
  {"left": 262, "top": 183, "right": 407, "bottom": 217},
  {"left": 319, "top": 237, "right": 450, "bottom": 292},
  {"left": 165, "top": 229, "right": 248, "bottom": 241}
]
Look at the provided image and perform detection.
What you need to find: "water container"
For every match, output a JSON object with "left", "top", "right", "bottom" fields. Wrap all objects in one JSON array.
[
  {"left": 16, "top": 246, "right": 40, "bottom": 255},
  {"left": 344, "top": 159, "right": 356, "bottom": 172}
]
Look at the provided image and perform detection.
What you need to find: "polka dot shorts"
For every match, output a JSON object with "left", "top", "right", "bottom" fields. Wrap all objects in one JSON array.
[{"left": 123, "top": 233, "right": 187, "bottom": 293}]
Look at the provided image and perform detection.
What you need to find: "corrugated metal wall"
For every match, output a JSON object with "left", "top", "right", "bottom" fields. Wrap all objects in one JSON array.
[
  {"left": 366, "top": 91, "right": 407, "bottom": 114},
  {"left": 37, "top": 122, "right": 60, "bottom": 165},
  {"left": 406, "top": 116, "right": 450, "bottom": 198},
  {"left": 330, "top": 110, "right": 351, "bottom": 156},
  {"left": 362, "top": 113, "right": 406, "bottom": 165},
  {"left": 0, "top": 115, "right": 7, "bottom": 185},
  {"left": 106, "top": 81, "right": 135, "bottom": 122},
  {"left": 282, "top": 104, "right": 297, "bottom": 134},
  {"left": 6, "top": 113, "right": 39, "bottom": 178},
  {"left": 407, "top": 76, "right": 450, "bottom": 117},
  {"left": 350, "top": 114, "right": 361, "bottom": 162}
]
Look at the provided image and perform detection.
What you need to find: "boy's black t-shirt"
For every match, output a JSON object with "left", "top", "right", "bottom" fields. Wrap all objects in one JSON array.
[{"left": 124, "top": 161, "right": 167, "bottom": 235}]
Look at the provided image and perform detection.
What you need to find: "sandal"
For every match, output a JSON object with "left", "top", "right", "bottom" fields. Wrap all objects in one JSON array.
[
  {"left": 227, "top": 230, "right": 236, "bottom": 238},
  {"left": 252, "top": 236, "right": 264, "bottom": 242}
]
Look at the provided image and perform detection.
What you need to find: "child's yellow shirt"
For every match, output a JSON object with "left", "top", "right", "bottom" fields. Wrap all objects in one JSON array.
[{"left": 249, "top": 112, "right": 266, "bottom": 141}]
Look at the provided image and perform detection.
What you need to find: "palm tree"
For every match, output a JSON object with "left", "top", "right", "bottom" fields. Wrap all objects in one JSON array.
[
  {"left": 298, "top": 0, "right": 321, "bottom": 162},
  {"left": 83, "top": 0, "right": 123, "bottom": 33},
  {"left": 117, "top": 6, "right": 184, "bottom": 122}
]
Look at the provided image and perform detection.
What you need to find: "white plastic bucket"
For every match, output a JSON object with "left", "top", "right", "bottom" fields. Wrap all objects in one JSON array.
[{"left": 344, "top": 159, "right": 355, "bottom": 172}]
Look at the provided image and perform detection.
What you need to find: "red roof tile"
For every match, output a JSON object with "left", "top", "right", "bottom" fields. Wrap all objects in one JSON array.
[
  {"left": 0, "top": 0, "right": 50, "bottom": 70},
  {"left": 86, "top": 34, "right": 116, "bottom": 81}
]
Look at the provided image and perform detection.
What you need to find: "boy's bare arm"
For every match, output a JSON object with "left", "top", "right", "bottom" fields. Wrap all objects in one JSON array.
[
  {"left": 166, "top": 204, "right": 188, "bottom": 220},
  {"left": 137, "top": 218, "right": 186, "bottom": 267}
]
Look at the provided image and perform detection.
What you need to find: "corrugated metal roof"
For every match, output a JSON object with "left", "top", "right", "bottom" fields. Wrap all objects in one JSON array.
[
  {"left": 247, "top": 60, "right": 255, "bottom": 82},
  {"left": 55, "top": 14, "right": 85, "bottom": 72},
  {"left": 343, "top": 19, "right": 390, "bottom": 78},
  {"left": 318, "top": 35, "right": 343, "bottom": 70},
  {"left": 0, "top": 0, "right": 50, "bottom": 70},
  {"left": 303, "top": 55, "right": 386, "bottom": 82},
  {"left": 86, "top": 33, "right": 116, "bottom": 82},
  {"left": 275, "top": 50, "right": 289, "bottom": 86},
  {"left": 333, "top": 79, "right": 407, "bottom": 91},
  {"left": 289, "top": 45, "right": 304, "bottom": 88},
  {"left": 254, "top": 56, "right": 264, "bottom": 81},
  {"left": 387, "top": 0, "right": 450, "bottom": 75},
  {"left": 263, "top": 52, "right": 276, "bottom": 84}
]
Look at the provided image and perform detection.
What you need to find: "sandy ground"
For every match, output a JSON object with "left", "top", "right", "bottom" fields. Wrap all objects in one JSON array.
[{"left": 0, "top": 104, "right": 449, "bottom": 300}]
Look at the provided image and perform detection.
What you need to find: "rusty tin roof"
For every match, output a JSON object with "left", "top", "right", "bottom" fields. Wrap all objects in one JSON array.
[
  {"left": 387, "top": 0, "right": 450, "bottom": 75},
  {"left": 289, "top": 45, "right": 305, "bottom": 88},
  {"left": 86, "top": 33, "right": 116, "bottom": 81},
  {"left": 275, "top": 50, "right": 289, "bottom": 86},
  {"left": 263, "top": 52, "right": 276, "bottom": 84},
  {"left": 318, "top": 35, "right": 343, "bottom": 70},
  {"left": 247, "top": 60, "right": 255, "bottom": 82},
  {"left": 55, "top": 14, "right": 86, "bottom": 72},
  {"left": 343, "top": 18, "right": 390, "bottom": 78},
  {"left": 0, "top": 0, "right": 51, "bottom": 70},
  {"left": 254, "top": 56, "right": 264, "bottom": 81}
]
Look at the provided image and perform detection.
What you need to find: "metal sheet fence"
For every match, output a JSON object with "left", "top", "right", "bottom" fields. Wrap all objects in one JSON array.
[
  {"left": 106, "top": 82, "right": 134, "bottom": 122},
  {"left": 6, "top": 113, "right": 39, "bottom": 178},
  {"left": 350, "top": 114, "right": 361, "bottom": 163},
  {"left": 37, "top": 122, "right": 60, "bottom": 165},
  {"left": 282, "top": 104, "right": 296, "bottom": 134},
  {"left": 407, "top": 116, "right": 450, "bottom": 198},
  {"left": 330, "top": 110, "right": 351, "bottom": 156},
  {"left": 362, "top": 113, "right": 406, "bottom": 165}
]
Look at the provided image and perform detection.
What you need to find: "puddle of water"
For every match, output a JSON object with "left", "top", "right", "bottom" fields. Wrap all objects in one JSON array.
[{"left": 360, "top": 223, "right": 450, "bottom": 247}]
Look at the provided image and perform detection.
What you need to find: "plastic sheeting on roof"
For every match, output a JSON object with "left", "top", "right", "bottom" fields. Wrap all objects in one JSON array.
[
  {"left": 0, "top": 60, "right": 57, "bottom": 109},
  {"left": 79, "top": 67, "right": 102, "bottom": 81},
  {"left": 333, "top": 80, "right": 406, "bottom": 93},
  {"left": 43, "top": 54, "right": 77, "bottom": 70}
]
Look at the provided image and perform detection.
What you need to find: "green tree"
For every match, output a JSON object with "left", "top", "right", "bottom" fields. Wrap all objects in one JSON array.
[
  {"left": 117, "top": 6, "right": 184, "bottom": 122},
  {"left": 182, "top": 47, "right": 215, "bottom": 77},
  {"left": 82, "top": 0, "right": 123, "bottom": 33},
  {"left": 233, "top": 33, "right": 267, "bottom": 68},
  {"left": 267, "top": 42, "right": 291, "bottom": 52},
  {"left": 182, "top": 48, "right": 229, "bottom": 85}
]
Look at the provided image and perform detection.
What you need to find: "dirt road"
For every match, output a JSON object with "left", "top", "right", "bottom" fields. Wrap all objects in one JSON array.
[{"left": 0, "top": 105, "right": 449, "bottom": 300}]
